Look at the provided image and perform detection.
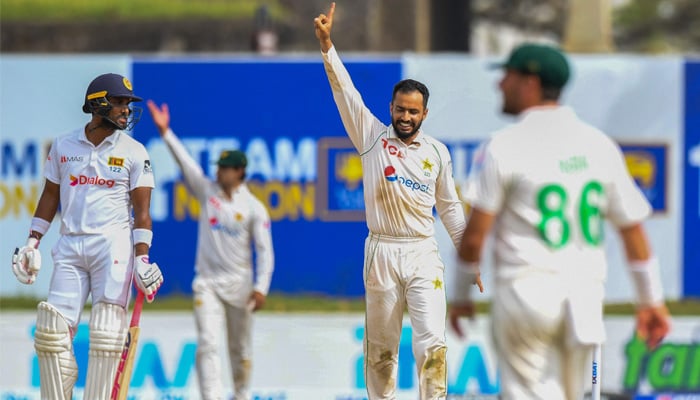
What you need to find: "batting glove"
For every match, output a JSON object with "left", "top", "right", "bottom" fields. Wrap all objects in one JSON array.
[
  {"left": 134, "top": 255, "right": 163, "bottom": 303},
  {"left": 12, "top": 237, "right": 41, "bottom": 285}
]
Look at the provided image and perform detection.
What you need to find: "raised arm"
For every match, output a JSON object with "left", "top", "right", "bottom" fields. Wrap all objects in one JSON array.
[
  {"left": 314, "top": 3, "right": 385, "bottom": 152},
  {"left": 147, "top": 100, "right": 210, "bottom": 198}
]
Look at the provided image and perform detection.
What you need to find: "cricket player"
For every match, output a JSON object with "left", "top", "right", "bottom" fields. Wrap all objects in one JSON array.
[
  {"left": 449, "top": 43, "right": 672, "bottom": 399},
  {"left": 10, "top": 73, "right": 164, "bottom": 399},
  {"left": 146, "top": 100, "right": 274, "bottom": 400},
  {"left": 315, "top": 4, "right": 477, "bottom": 399}
]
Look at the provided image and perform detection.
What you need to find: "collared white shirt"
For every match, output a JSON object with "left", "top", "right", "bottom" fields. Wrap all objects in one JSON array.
[
  {"left": 44, "top": 127, "right": 155, "bottom": 235},
  {"left": 322, "top": 46, "right": 465, "bottom": 247},
  {"left": 463, "top": 106, "right": 651, "bottom": 280}
]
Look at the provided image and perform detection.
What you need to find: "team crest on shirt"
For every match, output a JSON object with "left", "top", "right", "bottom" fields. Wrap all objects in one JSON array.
[
  {"left": 235, "top": 213, "right": 243, "bottom": 222},
  {"left": 108, "top": 157, "right": 124, "bottom": 167},
  {"left": 432, "top": 277, "right": 443, "bottom": 290},
  {"left": 421, "top": 158, "right": 433, "bottom": 177}
]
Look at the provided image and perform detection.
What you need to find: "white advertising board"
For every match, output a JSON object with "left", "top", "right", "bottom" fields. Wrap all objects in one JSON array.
[{"left": 1, "top": 312, "right": 697, "bottom": 399}]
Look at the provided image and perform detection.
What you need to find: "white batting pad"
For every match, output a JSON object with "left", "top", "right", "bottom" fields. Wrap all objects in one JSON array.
[
  {"left": 34, "top": 301, "right": 78, "bottom": 400},
  {"left": 83, "top": 302, "right": 127, "bottom": 399}
]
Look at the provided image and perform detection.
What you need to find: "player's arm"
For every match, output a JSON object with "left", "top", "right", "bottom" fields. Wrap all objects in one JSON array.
[
  {"left": 11, "top": 179, "right": 60, "bottom": 284},
  {"left": 131, "top": 187, "right": 153, "bottom": 257},
  {"left": 131, "top": 186, "right": 163, "bottom": 302},
  {"left": 618, "top": 223, "right": 671, "bottom": 349},
  {"left": 449, "top": 142, "right": 502, "bottom": 338},
  {"left": 146, "top": 100, "right": 209, "bottom": 198},
  {"left": 605, "top": 138, "right": 670, "bottom": 349},
  {"left": 448, "top": 207, "right": 491, "bottom": 338},
  {"left": 314, "top": 2, "right": 384, "bottom": 152},
  {"left": 434, "top": 149, "right": 467, "bottom": 249},
  {"left": 249, "top": 201, "right": 275, "bottom": 312},
  {"left": 32, "top": 180, "right": 60, "bottom": 239}
]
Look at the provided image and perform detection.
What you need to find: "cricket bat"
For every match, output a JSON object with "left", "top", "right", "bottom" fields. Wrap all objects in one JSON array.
[{"left": 111, "top": 290, "right": 145, "bottom": 400}]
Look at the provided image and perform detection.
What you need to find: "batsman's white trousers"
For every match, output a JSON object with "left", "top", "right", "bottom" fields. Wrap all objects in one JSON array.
[
  {"left": 363, "top": 233, "right": 447, "bottom": 400},
  {"left": 491, "top": 272, "right": 599, "bottom": 400},
  {"left": 47, "top": 228, "right": 134, "bottom": 327},
  {"left": 193, "top": 277, "right": 253, "bottom": 400},
  {"left": 39, "top": 228, "right": 133, "bottom": 399}
]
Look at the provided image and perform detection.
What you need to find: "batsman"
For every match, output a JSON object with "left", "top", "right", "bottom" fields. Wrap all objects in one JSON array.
[{"left": 10, "top": 73, "right": 164, "bottom": 399}]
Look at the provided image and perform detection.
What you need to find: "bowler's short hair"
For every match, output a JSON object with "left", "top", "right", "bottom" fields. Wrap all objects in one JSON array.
[{"left": 392, "top": 79, "right": 429, "bottom": 109}]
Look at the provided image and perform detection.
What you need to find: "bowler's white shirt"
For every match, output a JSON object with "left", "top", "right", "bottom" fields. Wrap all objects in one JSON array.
[{"left": 322, "top": 46, "right": 465, "bottom": 247}]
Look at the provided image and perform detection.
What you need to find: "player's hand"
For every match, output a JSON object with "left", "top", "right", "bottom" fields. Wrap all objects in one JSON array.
[
  {"left": 635, "top": 303, "right": 671, "bottom": 349},
  {"left": 314, "top": 2, "right": 335, "bottom": 52},
  {"left": 146, "top": 100, "right": 170, "bottom": 136},
  {"left": 134, "top": 255, "right": 163, "bottom": 303},
  {"left": 448, "top": 270, "right": 483, "bottom": 339},
  {"left": 248, "top": 291, "right": 266, "bottom": 312},
  {"left": 473, "top": 272, "right": 484, "bottom": 293},
  {"left": 12, "top": 237, "right": 41, "bottom": 285},
  {"left": 448, "top": 301, "right": 477, "bottom": 339}
]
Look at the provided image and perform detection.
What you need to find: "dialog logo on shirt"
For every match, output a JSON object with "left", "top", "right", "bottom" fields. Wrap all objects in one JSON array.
[{"left": 69, "top": 174, "right": 115, "bottom": 188}]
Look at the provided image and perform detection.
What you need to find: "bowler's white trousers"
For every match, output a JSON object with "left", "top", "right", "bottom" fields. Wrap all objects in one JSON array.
[{"left": 363, "top": 233, "right": 447, "bottom": 400}]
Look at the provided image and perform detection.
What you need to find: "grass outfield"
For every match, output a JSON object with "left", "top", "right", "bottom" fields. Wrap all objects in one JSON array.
[
  {"left": 1, "top": 0, "right": 286, "bottom": 21},
  {"left": 2, "top": 294, "right": 699, "bottom": 315}
]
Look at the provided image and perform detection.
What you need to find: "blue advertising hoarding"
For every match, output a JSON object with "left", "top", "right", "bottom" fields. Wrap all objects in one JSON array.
[
  {"left": 131, "top": 57, "right": 402, "bottom": 296},
  {"left": 684, "top": 61, "right": 700, "bottom": 297}
]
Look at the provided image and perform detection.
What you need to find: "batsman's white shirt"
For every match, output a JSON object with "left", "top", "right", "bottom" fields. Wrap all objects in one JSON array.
[
  {"left": 162, "top": 129, "right": 274, "bottom": 300},
  {"left": 44, "top": 128, "right": 155, "bottom": 234},
  {"left": 322, "top": 46, "right": 465, "bottom": 245}
]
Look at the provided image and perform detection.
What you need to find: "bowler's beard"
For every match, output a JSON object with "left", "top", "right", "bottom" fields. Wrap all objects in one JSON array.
[{"left": 392, "top": 119, "right": 423, "bottom": 140}]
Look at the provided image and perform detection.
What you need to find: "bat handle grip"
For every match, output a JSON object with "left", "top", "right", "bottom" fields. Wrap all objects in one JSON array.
[{"left": 130, "top": 290, "right": 145, "bottom": 328}]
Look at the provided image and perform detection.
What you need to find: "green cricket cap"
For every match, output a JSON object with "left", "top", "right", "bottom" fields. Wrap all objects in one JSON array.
[
  {"left": 493, "top": 43, "right": 570, "bottom": 89},
  {"left": 216, "top": 150, "right": 247, "bottom": 168}
]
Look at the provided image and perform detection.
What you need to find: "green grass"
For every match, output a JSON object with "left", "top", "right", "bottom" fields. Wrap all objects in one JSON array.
[
  {"left": 0, "top": 0, "right": 287, "bottom": 22},
  {"left": 2, "top": 294, "right": 699, "bottom": 315}
]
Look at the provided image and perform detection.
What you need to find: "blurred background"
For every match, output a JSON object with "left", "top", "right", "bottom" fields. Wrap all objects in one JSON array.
[
  {"left": 1, "top": 1, "right": 699, "bottom": 399},
  {"left": 2, "top": 0, "right": 700, "bottom": 55}
]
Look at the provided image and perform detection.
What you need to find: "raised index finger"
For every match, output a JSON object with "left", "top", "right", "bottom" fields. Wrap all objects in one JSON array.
[{"left": 327, "top": 2, "right": 336, "bottom": 23}]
